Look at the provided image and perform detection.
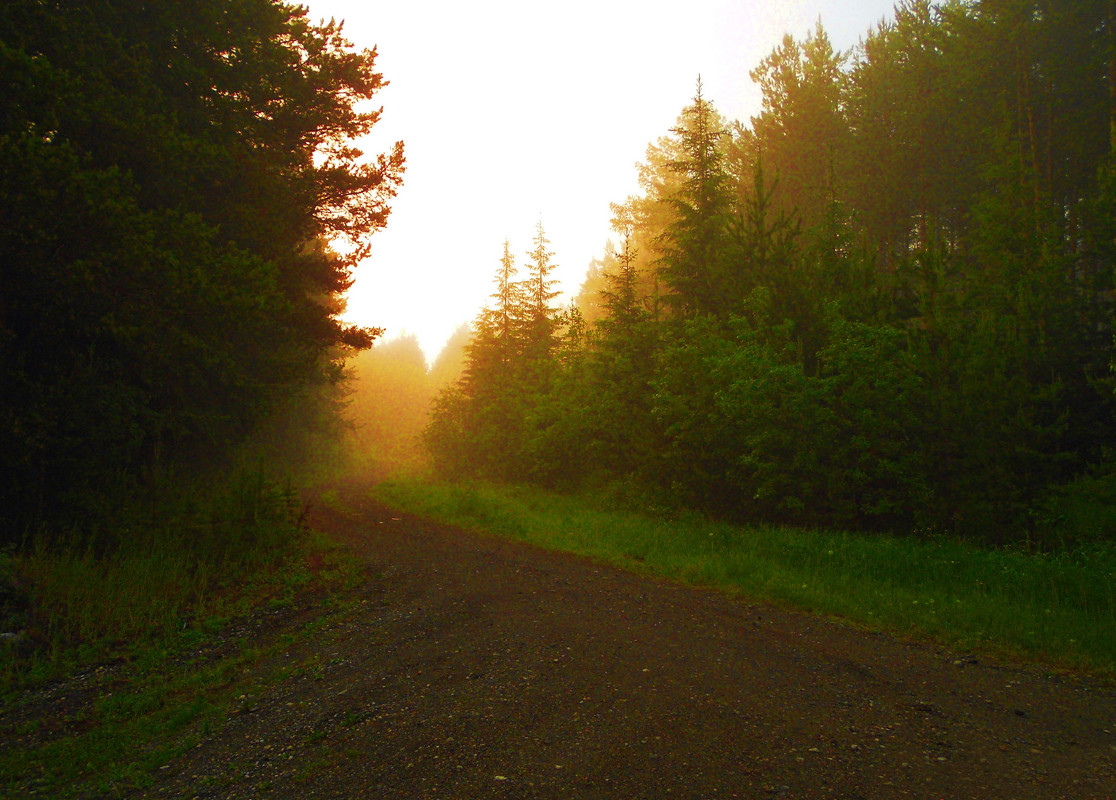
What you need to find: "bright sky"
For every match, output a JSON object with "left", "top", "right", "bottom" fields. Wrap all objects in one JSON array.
[{"left": 304, "top": 0, "right": 898, "bottom": 363}]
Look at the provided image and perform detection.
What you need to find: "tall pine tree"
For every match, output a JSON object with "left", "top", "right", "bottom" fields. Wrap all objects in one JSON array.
[{"left": 656, "top": 80, "right": 735, "bottom": 317}]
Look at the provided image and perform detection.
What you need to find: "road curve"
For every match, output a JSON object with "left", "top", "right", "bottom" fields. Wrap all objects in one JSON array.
[{"left": 141, "top": 486, "right": 1115, "bottom": 799}]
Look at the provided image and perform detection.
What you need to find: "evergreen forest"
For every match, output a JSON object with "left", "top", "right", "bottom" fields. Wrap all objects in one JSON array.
[
  {"left": 425, "top": 0, "right": 1116, "bottom": 546},
  {"left": 2, "top": 4, "right": 1116, "bottom": 788},
  {"left": 0, "top": 0, "right": 404, "bottom": 544}
]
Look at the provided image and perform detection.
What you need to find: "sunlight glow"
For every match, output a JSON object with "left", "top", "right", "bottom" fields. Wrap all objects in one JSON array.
[{"left": 305, "top": 0, "right": 897, "bottom": 363}]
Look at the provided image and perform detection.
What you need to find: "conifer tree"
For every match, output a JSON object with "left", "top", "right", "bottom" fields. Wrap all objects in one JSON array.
[
  {"left": 748, "top": 23, "right": 846, "bottom": 235},
  {"left": 429, "top": 239, "right": 532, "bottom": 480},
  {"left": 657, "top": 80, "right": 735, "bottom": 317},
  {"left": 521, "top": 223, "right": 563, "bottom": 367},
  {"left": 598, "top": 238, "right": 645, "bottom": 333},
  {"left": 587, "top": 238, "right": 659, "bottom": 479},
  {"left": 460, "top": 239, "right": 524, "bottom": 399},
  {"left": 493, "top": 239, "right": 525, "bottom": 370},
  {"left": 0, "top": 0, "right": 403, "bottom": 534}
]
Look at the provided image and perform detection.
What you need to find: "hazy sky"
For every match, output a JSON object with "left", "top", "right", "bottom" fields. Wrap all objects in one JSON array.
[{"left": 304, "top": 0, "right": 898, "bottom": 362}]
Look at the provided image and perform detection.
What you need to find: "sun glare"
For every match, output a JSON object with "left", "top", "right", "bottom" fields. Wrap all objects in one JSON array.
[{"left": 312, "top": 0, "right": 897, "bottom": 364}]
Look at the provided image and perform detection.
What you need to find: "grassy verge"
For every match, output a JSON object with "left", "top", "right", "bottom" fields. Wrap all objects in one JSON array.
[
  {"left": 2, "top": 470, "right": 310, "bottom": 679},
  {"left": 374, "top": 478, "right": 1116, "bottom": 680},
  {"left": 0, "top": 477, "right": 365, "bottom": 798}
]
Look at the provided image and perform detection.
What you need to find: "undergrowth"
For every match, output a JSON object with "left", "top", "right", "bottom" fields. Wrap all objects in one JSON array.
[
  {"left": 1, "top": 468, "right": 311, "bottom": 685},
  {"left": 0, "top": 473, "right": 363, "bottom": 799},
  {"left": 374, "top": 478, "right": 1116, "bottom": 679}
]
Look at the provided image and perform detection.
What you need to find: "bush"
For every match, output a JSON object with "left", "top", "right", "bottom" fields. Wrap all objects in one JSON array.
[{"left": 1036, "top": 460, "right": 1116, "bottom": 547}]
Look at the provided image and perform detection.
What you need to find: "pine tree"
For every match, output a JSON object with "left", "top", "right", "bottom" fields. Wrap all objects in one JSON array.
[
  {"left": 586, "top": 237, "right": 659, "bottom": 479},
  {"left": 521, "top": 222, "right": 563, "bottom": 368},
  {"left": 748, "top": 23, "right": 846, "bottom": 235},
  {"left": 598, "top": 238, "right": 645, "bottom": 333},
  {"left": 656, "top": 79, "right": 735, "bottom": 317},
  {"left": 0, "top": 0, "right": 403, "bottom": 534},
  {"left": 461, "top": 239, "right": 524, "bottom": 395}
]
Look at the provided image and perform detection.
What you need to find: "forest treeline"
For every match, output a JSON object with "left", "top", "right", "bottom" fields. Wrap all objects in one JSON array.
[
  {"left": 426, "top": 0, "right": 1116, "bottom": 544},
  {"left": 0, "top": 0, "right": 403, "bottom": 542},
  {"left": 342, "top": 328, "right": 467, "bottom": 476}
]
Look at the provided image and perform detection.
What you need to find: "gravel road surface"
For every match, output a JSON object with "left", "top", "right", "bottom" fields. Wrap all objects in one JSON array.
[{"left": 135, "top": 487, "right": 1115, "bottom": 799}]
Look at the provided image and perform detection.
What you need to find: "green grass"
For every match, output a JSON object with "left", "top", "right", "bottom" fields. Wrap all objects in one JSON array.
[
  {"left": 0, "top": 465, "right": 366, "bottom": 800},
  {"left": 0, "top": 525, "right": 363, "bottom": 799},
  {"left": 373, "top": 478, "right": 1116, "bottom": 680},
  {"left": 4, "top": 669, "right": 221, "bottom": 795},
  {"left": 1, "top": 469, "right": 312, "bottom": 678}
]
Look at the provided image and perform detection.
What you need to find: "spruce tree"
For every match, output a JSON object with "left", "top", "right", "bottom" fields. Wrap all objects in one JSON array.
[
  {"left": 656, "top": 80, "right": 735, "bottom": 317},
  {"left": 521, "top": 222, "right": 563, "bottom": 368}
]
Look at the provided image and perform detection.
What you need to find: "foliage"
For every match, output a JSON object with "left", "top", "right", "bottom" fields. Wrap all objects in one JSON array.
[
  {"left": 3, "top": 469, "right": 309, "bottom": 660},
  {"left": 0, "top": 512, "right": 362, "bottom": 799},
  {"left": 0, "top": 0, "right": 403, "bottom": 539},
  {"left": 656, "top": 80, "right": 735, "bottom": 317},
  {"left": 652, "top": 306, "right": 928, "bottom": 530},
  {"left": 425, "top": 229, "right": 571, "bottom": 481},
  {"left": 423, "top": 0, "right": 1116, "bottom": 545}
]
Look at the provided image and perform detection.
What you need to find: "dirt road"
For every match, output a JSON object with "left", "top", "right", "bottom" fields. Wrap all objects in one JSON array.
[{"left": 140, "top": 488, "right": 1115, "bottom": 799}]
